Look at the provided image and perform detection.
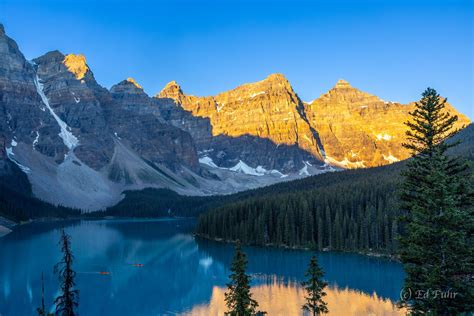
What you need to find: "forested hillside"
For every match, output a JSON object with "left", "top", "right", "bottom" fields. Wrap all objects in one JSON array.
[
  {"left": 0, "top": 162, "right": 80, "bottom": 222},
  {"left": 3, "top": 123, "right": 471, "bottom": 238},
  {"left": 97, "top": 162, "right": 402, "bottom": 218},
  {"left": 196, "top": 163, "right": 403, "bottom": 254},
  {"left": 196, "top": 124, "right": 473, "bottom": 254}
]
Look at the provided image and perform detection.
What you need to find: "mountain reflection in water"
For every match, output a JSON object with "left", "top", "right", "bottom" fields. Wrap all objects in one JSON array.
[
  {"left": 0, "top": 219, "right": 405, "bottom": 316},
  {"left": 185, "top": 279, "right": 404, "bottom": 315}
]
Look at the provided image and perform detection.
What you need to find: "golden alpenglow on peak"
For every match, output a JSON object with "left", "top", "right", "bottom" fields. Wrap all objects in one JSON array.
[
  {"left": 157, "top": 80, "right": 184, "bottom": 99},
  {"left": 334, "top": 79, "right": 351, "bottom": 88},
  {"left": 126, "top": 77, "right": 142, "bottom": 89},
  {"left": 261, "top": 73, "right": 292, "bottom": 88},
  {"left": 167, "top": 80, "right": 179, "bottom": 86},
  {"left": 152, "top": 73, "right": 324, "bottom": 161},
  {"left": 302, "top": 82, "right": 470, "bottom": 168},
  {"left": 266, "top": 73, "right": 288, "bottom": 82},
  {"left": 63, "top": 53, "right": 89, "bottom": 80},
  {"left": 152, "top": 73, "right": 469, "bottom": 170}
]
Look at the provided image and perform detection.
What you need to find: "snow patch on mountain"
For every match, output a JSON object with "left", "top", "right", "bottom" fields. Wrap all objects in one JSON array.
[
  {"left": 228, "top": 160, "right": 287, "bottom": 177},
  {"left": 383, "top": 153, "right": 399, "bottom": 163},
  {"left": 34, "top": 74, "right": 79, "bottom": 150},
  {"left": 249, "top": 91, "right": 265, "bottom": 98},
  {"left": 229, "top": 160, "right": 265, "bottom": 176},
  {"left": 375, "top": 133, "right": 392, "bottom": 141},
  {"left": 199, "top": 156, "right": 218, "bottom": 168},
  {"left": 299, "top": 161, "right": 311, "bottom": 176},
  {"left": 325, "top": 156, "right": 365, "bottom": 169},
  {"left": 199, "top": 156, "right": 287, "bottom": 178},
  {"left": 6, "top": 140, "right": 31, "bottom": 173},
  {"left": 33, "top": 131, "right": 40, "bottom": 149}
]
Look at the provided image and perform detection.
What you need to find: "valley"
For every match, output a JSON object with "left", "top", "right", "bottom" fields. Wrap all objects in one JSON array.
[
  {"left": 0, "top": 23, "right": 469, "bottom": 214},
  {"left": 0, "top": 2, "right": 473, "bottom": 313}
]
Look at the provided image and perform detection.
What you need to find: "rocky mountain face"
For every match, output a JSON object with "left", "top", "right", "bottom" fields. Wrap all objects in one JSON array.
[
  {"left": 303, "top": 80, "right": 470, "bottom": 167},
  {"left": 156, "top": 76, "right": 469, "bottom": 171},
  {"left": 0, "top": 24, "right": 65, "bottom": 167},
  {"left": 155, "top": 74, "right": 326, "bottom": 173},
  {"left": 33, "top": 50, "right": 114, "bottom": 169},
  {"left": 108, "top": 78, "right": 200, "bottom": 172},
  {"left": 0, "top": 25, "right": 239, "bottom": 211},
  {"left": 0, "top": 23, "right": 470, "bottom": 211}
]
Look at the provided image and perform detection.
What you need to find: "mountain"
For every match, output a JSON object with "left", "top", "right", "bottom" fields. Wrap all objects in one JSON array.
[
  {"left": 0, "top": 25, "right": 324, "bottom": 212},
  {"left": 303, "top": 79, "right": 470, "bottom": 167},
  {"left": 195, "top": 124, "right": 474, "bottom": 253},
  {"left": 0, "top": 23, "right": 470, "bottom": 213},
  {"left": 0, "top": 160, "right": 80, "bottom": 222},
  {"left": 155, "top": 75, "right": 469, "bottom": 171},
  {"left": 99, "top": 124, "right": 474, "bottom": 224},
  {"left": 0, "top": 25, "right": 224, "bottom": 211},
  {"left": 155, "top": 75, "right": 326, "bottom": 174}
]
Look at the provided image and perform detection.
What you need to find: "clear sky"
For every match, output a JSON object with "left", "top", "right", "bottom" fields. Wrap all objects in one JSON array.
[{"left": 1, "top": 0, "right": 472, "bottom": 118}]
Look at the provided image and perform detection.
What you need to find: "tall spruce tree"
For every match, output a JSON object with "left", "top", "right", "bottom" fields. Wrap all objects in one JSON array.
[
  {"left": 36, "top": 272, "right": 46, "bottom": 316},
  {"left": 54, "top": 229, "right": 79, "bottom": 316},
  {"left": 301, "top": 255, "right": 328, "bottom": 315},
  {"left": 225, "top": 241, "right": 263, "bottom": 316},
  {"left": 399, "top": 88, "right": 473, "bottom": 314}
]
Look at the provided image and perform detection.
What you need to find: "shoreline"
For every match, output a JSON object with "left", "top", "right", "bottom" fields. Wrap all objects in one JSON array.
[
  {"left": 0, "top": 215, "right": 196, "bottom": 238},
  {"left": 0, "top": 225, "right": 12, "bottom": 237},
  {"left": 1, "top": 216, "right": 398, "bottom": 261},
  {"left": 0, "top": 216, "right": 16, "bottom": 237},
  {"left": 195, "top": 233, "right": 400, "bottom": 261}
]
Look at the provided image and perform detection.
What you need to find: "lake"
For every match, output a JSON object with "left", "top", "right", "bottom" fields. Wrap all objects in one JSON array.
[{"left": 0, "top": 218, "right": 405, "bottom": 315}]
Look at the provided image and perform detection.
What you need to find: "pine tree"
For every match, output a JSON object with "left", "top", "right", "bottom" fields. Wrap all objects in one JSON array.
[
  {"left": 54, "top": 229, "right": 79, "bottom": 316},
  {"left": 301, "top": 255, "right": 328, "bottom": 315},
  {"left": 225, "top": 241, "right": 263, "bottom": 316},
  {"left": 399, "top": 88, "right": 473, "bottom": 314},
  {"left": 37, "top": 272, "right": 46, "bottom": 316}
]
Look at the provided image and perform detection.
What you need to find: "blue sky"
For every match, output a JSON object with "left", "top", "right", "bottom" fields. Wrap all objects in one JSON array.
[{"left": 1, "top": 0, "right": 472, "bottom": 118}]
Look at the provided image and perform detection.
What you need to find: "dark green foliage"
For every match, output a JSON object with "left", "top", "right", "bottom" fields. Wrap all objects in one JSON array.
[
  {"left": 93, "top": 188, "right": 225, "bottom": 218},
  {"left": 95, "top": 159, "right": 404, "bottom": 219},
  {"left": 36, "top": 272, "right": 46, "bottom": 316},
  {"left": 0, "top": 162, "right": 81, "bottom": 222},
  {"left": 196, "top": 164, "right": 403, "bottom": 254},
  {"left": 399, "top": 88, "right": 474, "bottom": 315},
  {"left": 225, "top": 241, "right": 263, "bottom": 316},
  {"left": 54, "top": 230, "right": 79, "bottom": 316},
  {"left": 36, "top": 272, "right": 53, "bottom": 316},
  {"left": 0, "top": 184, "right": 80, "bottom": 222},
  {"left": 302, "top": 255, "right": 328, "bottom": 315},
  {"left": 196, "top": 124, "right": 474, "bottom": 255}
]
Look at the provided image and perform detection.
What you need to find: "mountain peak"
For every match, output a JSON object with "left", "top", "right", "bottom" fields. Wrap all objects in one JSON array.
[
  {"left": 126, "top": 77, "right": 142, "bottom": 89},
  {"left": 266, "top": 73, "right": 288, "bottom": 82},
  {"left": 63, "top": 53, "right": 89, "bottom": 80},
  {"left": 164, "top": 80, "right": 181, "bottom": 89},
  {"left": 334, "top": 79, "right": 351, "bottom": 89},
  {"left": 34, "top": 50, "right": 65, "bottom": 62},
  {"left": 262, "top": 73, "right": 294, "bottom": 91},
  {"left": 110, "top": 78, "right": 146, "bottom": 95},
  {"left": 0, "top": 24, "right": 4, "bottom": 36},
  {"left": 157, "top": 80, "right": 184, "bottom": 99}
]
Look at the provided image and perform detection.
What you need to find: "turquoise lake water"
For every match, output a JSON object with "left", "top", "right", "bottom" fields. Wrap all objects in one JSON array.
[{"left": 0, "top": 218, "right": 405, "bottom": 315}]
